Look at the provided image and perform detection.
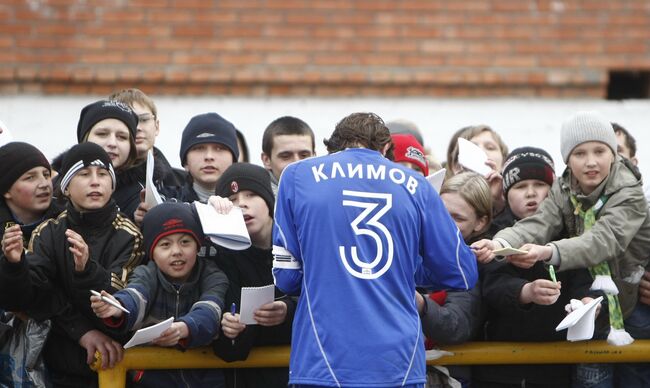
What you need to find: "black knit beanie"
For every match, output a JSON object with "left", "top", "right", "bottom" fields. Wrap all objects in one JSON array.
[
  {"left": 142, "top": 202, "right": 205, "bottom": 259},
  {"left": 179, "top": 113, "right": 239, "bottom": 165},
  {"left": 502, "top": 146, "right": 555, "bottom": 198},
  {"left": 77, "top": 100, "right": 138, "bottom": 142},
  {"left": 59, "top": 142, "right": 116, "bottom": 193},
  {"left": 215, "top": 163, "right": 274, "bottom": 217},
  {"left": 0, "top": 142, "right": 51, "bottom": 195}
]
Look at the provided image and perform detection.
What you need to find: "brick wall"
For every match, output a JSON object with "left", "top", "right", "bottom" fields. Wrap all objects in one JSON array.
[{"left": 1, "top": 0, "right": 649, "bottom": 97}]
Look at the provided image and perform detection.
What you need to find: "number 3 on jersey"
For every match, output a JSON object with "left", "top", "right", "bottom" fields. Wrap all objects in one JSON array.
[{"left": 339, "top": 190, "right": 394, "bottom": 279}]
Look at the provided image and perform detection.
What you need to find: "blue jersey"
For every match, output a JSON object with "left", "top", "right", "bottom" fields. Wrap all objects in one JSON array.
[{"left": 272, "top": 148, "right": 478, "bottom": 387}]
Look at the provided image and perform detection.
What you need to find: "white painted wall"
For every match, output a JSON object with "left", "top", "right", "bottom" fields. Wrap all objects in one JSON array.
[{"left": 1, "top": 95, "right": 649, "bottom": 179}]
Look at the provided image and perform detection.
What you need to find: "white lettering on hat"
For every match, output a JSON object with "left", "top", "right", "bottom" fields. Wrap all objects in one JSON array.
[
  {"left": 196, "top": 132, "right": 216, "bottom": 138},
  {"left": 504, "top": 166, "right": 521, "bottom": 189}
]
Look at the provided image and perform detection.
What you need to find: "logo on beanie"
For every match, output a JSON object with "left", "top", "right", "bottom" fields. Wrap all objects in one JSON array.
[
  {"left": 162, "top": 218, "right": 184, "bottom": 231},
  {"left": 196, "top": 132, "right": 216, "bottom": 138},
  {"left": 231, "top": 181, "right": 239, "bottom": 193},
  {"left": 102, "top": 100, "right": 132, "bottom": 114},
  {"left": 405, "top": 146, "right": 426, "bottom": 165}
]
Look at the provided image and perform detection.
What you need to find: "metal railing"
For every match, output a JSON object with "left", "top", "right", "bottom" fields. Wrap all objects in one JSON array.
[{"left": 94, "top": 340, "right": 650, "bottom": 388}]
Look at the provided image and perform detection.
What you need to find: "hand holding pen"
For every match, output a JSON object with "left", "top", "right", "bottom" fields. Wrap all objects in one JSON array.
[
  {"left": 221, "top": 302, "right": 245, "bottom": 343},
  {"left": 90, "top": 290, "right": 130, "bottom": 318}
]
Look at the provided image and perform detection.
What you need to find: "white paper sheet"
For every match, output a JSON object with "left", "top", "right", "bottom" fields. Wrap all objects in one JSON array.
[
  {"left": 556, "top": 296, "right": 603, "bottom": 342},
  {"left": 124, "top": 317, "right": 174, "bottom": 349},
  {"left": 426, "top": 168, "right": 446, "bottom": 193},
  {"left": 239, "top": 285, "right": 275, "bottom": 325},
  {"left": 492, "top": 247, "right": 528, "bottom": 256},
  {"left": 194, "top": 201, "right": 251, "bottom": 250},
  {"left": 457, "top": 138, "right": 492, "bottom": 176},
  {"left": 144, "top": 150, "right": 163, "bottom": 208}
]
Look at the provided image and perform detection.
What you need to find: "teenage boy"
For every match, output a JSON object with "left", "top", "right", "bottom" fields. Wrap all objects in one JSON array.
[
  {"left": 177, "top": 112, "right": 239, "bottom": 203},
  {"left": 212, "top": 163, "right": 296, "bottom": 388},
  {"left": 0, "top": 142, "right": 144, "bottom": 387},
  {"left": 109, "top": 88, "right": 185, "bottom": 186},
  {"left": 260, "top": 116, "right": 315, "bottom": 196},
  {"left": 91, "top": 202, "right": 228, "bottom": 387},
  {"left": 271, "top": 112, "right": 478, "bottom": 387}
]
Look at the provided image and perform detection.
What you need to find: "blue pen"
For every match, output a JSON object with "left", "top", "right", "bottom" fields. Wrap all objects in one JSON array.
[{"left": 230, "top": 303, "right": 236, "bottom": 345}]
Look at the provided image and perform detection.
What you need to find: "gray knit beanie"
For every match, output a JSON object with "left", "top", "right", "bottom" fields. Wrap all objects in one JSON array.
[{"left": 560, "top": 111, "right": 617, "bottom": 163}]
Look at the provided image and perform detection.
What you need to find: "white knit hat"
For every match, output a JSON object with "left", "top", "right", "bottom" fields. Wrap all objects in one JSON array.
[{"left": 560, "top": 111, "right": 617, "bottom": 163}]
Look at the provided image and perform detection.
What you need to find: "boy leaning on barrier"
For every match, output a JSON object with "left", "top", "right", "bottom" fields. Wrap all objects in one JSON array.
[
  {"left": 91, "top": 202, "right": 229, "bottom": 388},
  {"left": 0, "top": 142, "right": 144, "bottom": 387},
  {"left": 472, "top": 111, "right": 650, "bottom": 387}
]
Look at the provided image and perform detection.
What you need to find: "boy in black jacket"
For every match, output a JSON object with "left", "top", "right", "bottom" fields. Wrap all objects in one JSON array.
[
  {"left": 211, "top": 163, "right": 296, "bottom": 388},
  {"left": 0, "top": 142, "right": 144, "bottom": 387}
]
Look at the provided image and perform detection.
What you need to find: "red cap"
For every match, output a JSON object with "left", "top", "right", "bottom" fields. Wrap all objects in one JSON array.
[{"left": 391, "top": 134, "right": 429, "bottom": 176}]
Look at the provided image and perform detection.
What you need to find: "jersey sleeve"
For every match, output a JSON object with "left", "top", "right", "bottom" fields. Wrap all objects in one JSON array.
[{"left": 272, "top": 164, "right": 304, "bottom": 296}]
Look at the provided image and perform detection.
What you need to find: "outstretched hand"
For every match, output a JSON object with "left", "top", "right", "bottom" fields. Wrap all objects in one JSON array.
[
  {"left": 1, "top": 225, "right": 24, "bottom": 263},
  {"left": 507, "top": 243, "right": 552, "bottom": 269},
  {"left": 90, "top": 290, "right": 124, "bottom": 319},
  {"left": 470, "top": 239, "right": 501, "bottom": 264},
  {"left": 519, "top": 279, "right": 561, "bottom": 305},
  {"left": 153, "top": 321, "right": 189, "bottom": 347}
]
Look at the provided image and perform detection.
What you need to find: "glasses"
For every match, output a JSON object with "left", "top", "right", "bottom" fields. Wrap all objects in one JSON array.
[{"left": 137, "top": 113, "right": 155, "bottom": 124}]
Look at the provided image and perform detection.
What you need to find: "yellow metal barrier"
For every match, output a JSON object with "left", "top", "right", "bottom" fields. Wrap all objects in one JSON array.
[{"left": 95, "top": 341, "right": 650, "bottom": 388}]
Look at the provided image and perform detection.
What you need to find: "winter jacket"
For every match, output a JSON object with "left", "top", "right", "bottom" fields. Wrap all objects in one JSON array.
[
  {"left": 108, "top": 258, "right": 228, "bottom": 388},
  {"left": 0, "top": 198, "right": 62, "bottom": 248},
  {"left": 474, "top": 260, "right": 602, "bottom": 387},
  {"left": 494, "top": 157, "right": 650, "bottom": 317},
  {"left": 114, "top": 259, "right": 228, "bottom": 347},
  {"left": 0, "top": 199, "right": 144, "bottom": 386},
  {"left": 212, "top": 245, "right": 295, "bottom": 388}
]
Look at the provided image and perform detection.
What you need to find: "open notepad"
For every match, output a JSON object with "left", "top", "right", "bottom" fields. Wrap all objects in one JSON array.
[
  {"left": 193, "top": 201, "right": 251, "bottom": 251},
  {"left": 239, "top": 285, "right": 275, "bottom": 325},
  {"left": 556, "top": 296, "right": 603, "bottom": 342}
]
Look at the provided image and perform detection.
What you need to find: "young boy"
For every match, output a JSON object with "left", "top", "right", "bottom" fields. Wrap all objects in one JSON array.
[
  {"left": 473, "top": 111, "right": 650, "bottom": 387},
  {"left": 91, "top": 202, "right": 228, "bottom": 387},
  {"left": 0, "top": 142, "right": 60, "bottom": 244},
  {"left": 211, "top": 163, "right": 296, "bottom": 388},
  {"left": 0, "top": 142, "right": 144, "bottom": 387},
  {"left": 177, "top": 112, "right": 239, "bottom": 203},
  {"left": 260, "top": 116, "right": 315, "bottom": 196},
  {"left": 475, "top": 147, "right": 604, "bottom": 387}
]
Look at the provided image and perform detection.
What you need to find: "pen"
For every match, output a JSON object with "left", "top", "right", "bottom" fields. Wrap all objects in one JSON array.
[
  {"left": 91, "top": 290, "right": 130, "bottom": 314},
  {"left": 548, "top": 265, "right": 557, "bottom": 284},
  {"left": 230, "top": 303, "right": 237, "bottom": 346}
]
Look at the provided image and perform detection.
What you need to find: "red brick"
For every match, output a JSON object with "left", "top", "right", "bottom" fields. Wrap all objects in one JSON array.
[
  {"left": 173, "top": 25, "right": 215, "bottom": 38},
  {"left": 193, "top": 12, "right": 238, "bottom": 23},
  {"left": 80, "top": 52, "right": 125, "bottom": 64},
  {"left": 240, "top": 12, "right": 284, "bottom": 24},
  {"left": 35, "top": 24, "right": 76, "bottom": 35},
  {"left": 148, "top": 11, "right": 196, "bottom": 23},
  {"left": 173, "top": 53, "right": 216, "bottom": 65},
  {"left": 266, "top": 53, "right": 309, "bottom": 65},
  {"left": 103, "top": 11, "right": 146, "bottom": 22},
  {"left": 219, "top": 54, "right": 264, "bottom": 65}
]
